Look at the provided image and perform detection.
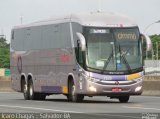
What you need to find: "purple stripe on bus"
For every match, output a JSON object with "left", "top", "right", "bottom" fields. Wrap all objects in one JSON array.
[
  {"left": 112, "top": 75, "right": 126, "bottom": 81},
  {"left": 41, "top": 86, "right": 62, "bottom": 93},
  {"left": 91, "top": 73, "right": 126, "bottom": 81}
]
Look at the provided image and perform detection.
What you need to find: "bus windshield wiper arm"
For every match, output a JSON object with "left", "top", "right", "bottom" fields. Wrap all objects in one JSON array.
[
  {"left": 122, "top": 48, "right": 130, "bottom": 57},
  {"left": 101, "top": 52, "right": 113, "bottom": 74},
  {"left": 119, "top": 45, "right": 132, "bottom": 73}
]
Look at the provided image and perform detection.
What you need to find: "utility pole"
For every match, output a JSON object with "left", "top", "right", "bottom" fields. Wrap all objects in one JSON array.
[
  {"left": 0, "top": 29, "right": 6, "bottom": 39},
  {"left": 20, "top": 14, "right": 23, "bottom": 25},
  {"left": 152, "top": 47, "right": 154, "bottom": 60},
  {"left": 157, "top": 42, "right": 158, "bottom": 60},
  {"left": 146, "top": 49, "right": 148, "bottom": 60}
]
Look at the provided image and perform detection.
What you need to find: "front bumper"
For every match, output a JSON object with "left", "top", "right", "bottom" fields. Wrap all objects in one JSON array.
[{"left": 78, "top": 77, "right": 143, "bottom": 96}]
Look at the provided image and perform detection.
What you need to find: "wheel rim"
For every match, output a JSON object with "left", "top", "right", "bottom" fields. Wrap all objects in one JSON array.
[{"left": 72, "top": 85, "right": 76, "bottom": 100}]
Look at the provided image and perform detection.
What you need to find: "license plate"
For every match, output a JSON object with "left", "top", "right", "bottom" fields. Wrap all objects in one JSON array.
[{"left": 112, "top": 88, "right": 122, "bottom": 92}]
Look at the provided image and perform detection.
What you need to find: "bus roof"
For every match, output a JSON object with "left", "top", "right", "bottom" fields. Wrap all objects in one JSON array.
[{"left": 14, "top": 12, "right": 137, "bottom": 29}]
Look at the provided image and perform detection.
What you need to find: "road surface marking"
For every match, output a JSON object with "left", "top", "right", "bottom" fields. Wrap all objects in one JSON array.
[
  {"left": 0, "top": 104, "right": 83, "bottom": 113},
  {"left": 0, "top": 92, "right": 17, "bottom": 93},
  {"left": 123, "top": 106, "right": 160, "bottom": 111},
  {"left": 92, "top": 113, "right": 140, "bottom": 119},
  {"left": 138, "top": 96, "right": 160, "bottom": 99}
]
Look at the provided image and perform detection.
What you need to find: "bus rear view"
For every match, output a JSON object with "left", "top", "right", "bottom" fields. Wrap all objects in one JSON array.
[{"left": 11, "top": 12, "right": 152, "bottom": 102}]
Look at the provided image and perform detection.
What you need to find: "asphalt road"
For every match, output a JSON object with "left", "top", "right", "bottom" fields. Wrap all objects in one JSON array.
[{"left": 0, "top": 92, "right": 160, "bottom": 119}]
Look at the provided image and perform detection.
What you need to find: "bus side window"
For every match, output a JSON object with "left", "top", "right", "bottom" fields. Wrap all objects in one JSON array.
[{"left": 77, "top": 40, "right": 84, "bottom": 67}]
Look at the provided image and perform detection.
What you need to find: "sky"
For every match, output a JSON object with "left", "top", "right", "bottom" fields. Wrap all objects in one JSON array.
[{"left": 0, "top": 0, "right": 160, "bottom": 43}]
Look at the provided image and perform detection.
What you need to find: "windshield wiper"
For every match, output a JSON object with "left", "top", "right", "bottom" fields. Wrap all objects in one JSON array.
[
  {"left": 119, "top": 45, "right": 132, "bottom": 73},
  {"left": 101, "top": 51, "right": 114, "bottom": 74},
  {"left": 122, "top": 48, "right": 130, "bottom": 56}
]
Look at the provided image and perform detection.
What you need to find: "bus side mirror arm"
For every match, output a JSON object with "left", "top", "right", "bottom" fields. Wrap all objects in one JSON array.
[
  {"left": 76, "top": 32, "right": 86, "bottom": 51},
  {"left": 141, "top": 34, "right": 152, "bottom": 51}
]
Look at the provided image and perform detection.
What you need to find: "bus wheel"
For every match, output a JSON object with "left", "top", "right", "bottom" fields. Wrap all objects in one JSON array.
[
  {"left": 68, "top": 81, "right": 84, "bottom": 102},
  {"left": 28, "top": 80, "right": 46, "bottom": 100},
  {"left": 28, "top": 80, "right": 37, "bottom": 100},
  {"left": 118, "top": 96, "right": 130, "bottom": 103},
  {"left": 22, "top": 80, "right": 29, "bottom": 100}
]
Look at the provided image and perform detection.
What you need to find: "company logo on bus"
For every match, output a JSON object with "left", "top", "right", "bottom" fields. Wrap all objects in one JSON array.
[
  {"left": 17, "top": 56, "right": 22, "bottom": 74},
  {"left": 115, "top": 81, "right": 119, "bottom": 85},
  {"left": 60, "top": 54, "right": 70, "bottom": 63}
]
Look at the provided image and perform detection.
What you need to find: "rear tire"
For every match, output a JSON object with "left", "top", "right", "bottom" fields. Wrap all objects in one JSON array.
[
  {"left": 22, "top": 80, "right": 29, "bottom": 100},
  {"left": 28, "top": 80, "right": 46, "bottom": 100},
  {"left": 68, "top": 80, "right": 84, "bottom": 102},
  {"left": 28, "top": 80, "right": 35, "bottom": 100},
  {"left": 118, "top": 96, "right": 130, "bottom": 103}
]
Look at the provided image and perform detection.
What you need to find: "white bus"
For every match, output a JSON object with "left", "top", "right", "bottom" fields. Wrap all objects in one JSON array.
[{"left": 11, "top": 12, "right": 152, "bottom": 102}]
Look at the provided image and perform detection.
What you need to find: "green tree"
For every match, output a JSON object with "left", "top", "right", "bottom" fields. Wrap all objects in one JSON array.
[
  {"left": 0, "top": 37, "right": 10, "bottom": 68},
  {"left": 144, "top": 34, "right": 160, "bottom": 60},
  {"left": 151, "top": 34, "right": 160, "bottom": 59}
]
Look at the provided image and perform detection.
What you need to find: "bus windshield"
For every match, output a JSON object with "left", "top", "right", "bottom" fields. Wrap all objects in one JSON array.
[{"left": 83, "top": 27, "right": 142, "bottom": 74}]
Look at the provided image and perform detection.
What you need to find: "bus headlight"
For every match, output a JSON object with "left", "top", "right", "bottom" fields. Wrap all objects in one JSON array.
[
  {"left": 135, "top": 86, "right": 142, "bottom": 92},
  {"left": 89, "top": 85, "right": 97, "bottom": 92}
]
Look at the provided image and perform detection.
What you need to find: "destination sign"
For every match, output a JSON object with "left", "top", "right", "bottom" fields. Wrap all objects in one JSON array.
[
  {"left": 116, "top": 32, "right": 137, "bottom": 40},
  {"left": 90, "top": 29, "right": 110, "bottom": 34}
]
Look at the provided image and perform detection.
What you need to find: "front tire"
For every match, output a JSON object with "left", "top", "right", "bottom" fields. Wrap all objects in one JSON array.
[
  {"left": 68, "top": 80, "right": 84, "bottom": 102},
  {"left": 118, "top": 96, "right": 130, "bottom": 103}
]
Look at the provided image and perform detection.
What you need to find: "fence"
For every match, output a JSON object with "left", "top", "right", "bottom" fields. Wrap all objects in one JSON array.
[
  {"left": 145, "top": 60, "right": 160, "bottom": 75},
  {"left": 0, "top": 68, "right": 11, "bottom": 77}
]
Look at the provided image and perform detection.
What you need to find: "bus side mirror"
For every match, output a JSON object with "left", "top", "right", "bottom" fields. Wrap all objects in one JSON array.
[
  {"left": 76, "top": 32, "right": 86, "bottom": 51},
  {"left": 141, "top": 34, "right": 152, "bottom": 51}
]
